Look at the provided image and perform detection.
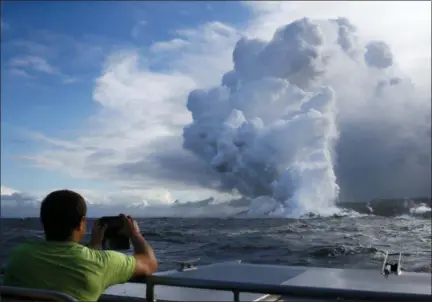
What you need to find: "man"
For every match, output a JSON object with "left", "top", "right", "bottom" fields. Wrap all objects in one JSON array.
[{"left": 3, "top": 190, "right": 158, "bottom": 301}]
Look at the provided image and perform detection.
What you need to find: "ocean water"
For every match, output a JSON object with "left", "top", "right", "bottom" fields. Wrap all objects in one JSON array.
[{"left": 1, "top": 215, "right": 430, "bottom": 273}]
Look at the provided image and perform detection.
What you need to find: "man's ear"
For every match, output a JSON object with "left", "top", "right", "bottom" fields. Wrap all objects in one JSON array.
[{"left": 78, "top": 217, "right": 86, "bottom": 232}]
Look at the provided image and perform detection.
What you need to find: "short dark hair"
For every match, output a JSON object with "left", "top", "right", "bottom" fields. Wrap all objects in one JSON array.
[{"left": 40, "top": 190, "right": 87, "bottom": 241}]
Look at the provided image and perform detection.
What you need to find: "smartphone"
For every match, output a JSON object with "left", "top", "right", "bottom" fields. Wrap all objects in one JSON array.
[{"left": 99, "top": 216, "right": 130, "bottom": 250}]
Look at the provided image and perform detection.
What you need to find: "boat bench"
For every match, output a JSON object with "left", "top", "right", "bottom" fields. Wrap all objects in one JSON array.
[
  {"left": 0, "top": 286, "right": 149, "bottom": 302},
  {"left": 0, "top": 285, "right": 78, "bottom": 302},
  {"left": 99, "top": 294, "right": 147, "bottom": 302}
]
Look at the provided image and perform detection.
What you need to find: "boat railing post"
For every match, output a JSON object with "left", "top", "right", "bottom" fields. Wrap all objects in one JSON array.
[
  {"left": 233, "top": 290, "right": 240, "bottom": 302},
  {"left": 145, "top": 280, "right": 155, "bottom": 302}
]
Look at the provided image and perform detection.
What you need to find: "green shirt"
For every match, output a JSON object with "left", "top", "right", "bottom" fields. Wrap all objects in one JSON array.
[{"left": 3, "top": 241, "right": 136, "bottom": 301}]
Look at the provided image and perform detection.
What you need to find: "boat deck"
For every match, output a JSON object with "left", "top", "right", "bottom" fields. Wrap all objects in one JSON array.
[
  {"left": 2, "top": 260, "right": 430, "bottom": 301},
  {"left": 102, "top": 261, "right": 431, "bottom": 302}
]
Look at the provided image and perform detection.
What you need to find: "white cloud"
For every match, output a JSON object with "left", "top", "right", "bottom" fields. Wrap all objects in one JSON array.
[
  {"left": 3, "top": 30, "right": 123, "bottom": 86},
  {"left": 12, "top": 1, "right": 431, "bottom": 215},
  {"left": 19, "top": 20, "right": 241, "bottom": 204},
  {"left": 244, "top": 1, "right": 431, "bottom": 89},
  {"left": 149, "top": 21, "right": 241, "bottom": 88},
  {"left": 150, "top": 38, "right": 190, "bottom": 53},
  {"left": 7, "top": 54, "right": 79, "bottom": 85},
  {"left": 1, "top": 186, "right": 41, "bottom": 218},
  {"left": 1, "top": 20, "right": 9, "bottom": 32},
  {"left": 131, "top": 20, "right": 147, "bottom": 40},
  {"left": 1, "top": 185, "right": 18, "bottom": 195},
  {"left": 8, "top": 68, "right": 34, "bottom": 78},
  {"left": 9, "top": 40, "right": 51, "bottom": 55},
  {"left": 63, "top": 77, "right": 78, "bottom": 84},
  {"left": 0, "top": 184, "right": 243, "bottom": 218},
  {"left": 9, "top": 55, "right": 57, "bottom": 74}
]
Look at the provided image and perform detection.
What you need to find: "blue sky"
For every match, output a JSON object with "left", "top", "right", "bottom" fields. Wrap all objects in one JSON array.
[
  {"left": 1, "top": 1, "right": 430, "bottom": 216},
  {"left": 1, "top": 1, "right": 251, "bottom": 195}
]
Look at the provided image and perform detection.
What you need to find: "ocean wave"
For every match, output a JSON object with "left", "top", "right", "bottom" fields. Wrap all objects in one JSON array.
[
  {"left": 337, "top": 198, "right": 431, "bottom": 218},
  {"left": 1, "top": 216, "right": 430, "bottom": 273},
  {"left": 307, "top": 245, "right": 380, "bottom": 258},
  {"left": 164, "top": 197, "right": 432, "bottom": 219}
]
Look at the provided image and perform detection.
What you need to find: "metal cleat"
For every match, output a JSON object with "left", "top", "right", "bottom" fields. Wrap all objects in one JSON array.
[
  {"left": 173, "top": 258, "right": 201, "bottom": 271},
  {"left": 381, "top": 251, "right": 402, "bottom": 278}
]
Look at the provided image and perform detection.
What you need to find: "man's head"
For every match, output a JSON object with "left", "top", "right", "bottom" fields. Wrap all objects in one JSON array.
[{"left": 40, "top": 190, "right": 87, "bottom": 242}]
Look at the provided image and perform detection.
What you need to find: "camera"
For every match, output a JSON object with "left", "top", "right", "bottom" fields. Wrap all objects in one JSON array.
[{"left": 99, "top": 216, "right": 130, "bottom": 250}]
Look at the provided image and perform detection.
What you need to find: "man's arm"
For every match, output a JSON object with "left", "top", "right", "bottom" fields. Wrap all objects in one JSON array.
[
  {"left": 130, "top": 232, "right": 158, "bottom": 277},
  {"left": 117, "top": 214, "right": 158, "bottom": 277},
  {"left": 100, "top": 233, "right": 157, "bottom": 288},
  {"left": 101, "top": 250, "right": 136, "bottom": 287},
  {"left": 99, "top": 215, "right": 158, "bottom": 288},
  {"left": 86, "top": 219, "right": 107, "bottom": 249}
]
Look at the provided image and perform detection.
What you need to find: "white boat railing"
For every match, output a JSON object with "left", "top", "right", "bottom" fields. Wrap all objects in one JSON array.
[
  {"left": 128, "top": 273, "right": 431, "bottom": 302},
  {"left": 1, "top": 259, "right": 431, "bottom": 302}
]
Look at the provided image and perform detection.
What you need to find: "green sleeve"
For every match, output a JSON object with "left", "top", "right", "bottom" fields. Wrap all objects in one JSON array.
[{"left": 102, "top": 251, "right": 136, "bottom": 287}]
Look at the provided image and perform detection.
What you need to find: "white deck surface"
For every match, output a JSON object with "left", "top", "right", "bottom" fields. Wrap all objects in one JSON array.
[{"left": 102, "top": 262, "right": 431, "bottom": 301}]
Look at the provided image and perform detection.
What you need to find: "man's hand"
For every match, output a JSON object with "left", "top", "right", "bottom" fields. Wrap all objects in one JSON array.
[
  {"left": 117, "top": 214, "right": 158, "bottom": 276},
  {"left": 88, "top": 219, "right": 107, "bottom": 249},
  {"left": 119, "top": 214, "right": 141, "bottom": 238}
]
